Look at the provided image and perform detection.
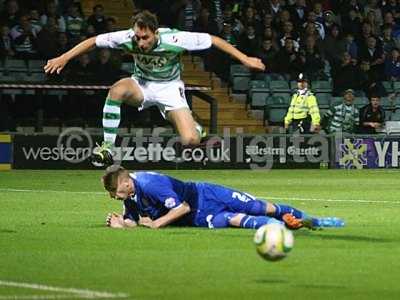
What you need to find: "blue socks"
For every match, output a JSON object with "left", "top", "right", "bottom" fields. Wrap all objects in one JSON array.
[
  {"left": 272, "top": 203, "right": 305, "bottom": 220},
  {"left": 239, "top": 215, "right": 282, "bottom": 229}
]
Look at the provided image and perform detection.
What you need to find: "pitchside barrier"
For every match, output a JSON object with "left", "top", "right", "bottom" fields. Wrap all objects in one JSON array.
[{"left": 6, "top": 132, "right": 400, "bottom": 170}]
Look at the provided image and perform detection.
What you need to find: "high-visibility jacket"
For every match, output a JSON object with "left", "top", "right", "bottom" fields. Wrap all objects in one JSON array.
[{"left": 284, "top": 89, "right": 321, "bottom": 126}]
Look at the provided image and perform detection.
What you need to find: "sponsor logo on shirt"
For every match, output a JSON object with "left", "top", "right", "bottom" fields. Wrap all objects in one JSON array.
[{"left": 164, "top": 197, "right": 176, "bottom": 208}]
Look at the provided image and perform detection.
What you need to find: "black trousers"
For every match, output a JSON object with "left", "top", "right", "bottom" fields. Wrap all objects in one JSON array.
[{"left": 288, "top": 117, "right": 312, "bottom": 134}]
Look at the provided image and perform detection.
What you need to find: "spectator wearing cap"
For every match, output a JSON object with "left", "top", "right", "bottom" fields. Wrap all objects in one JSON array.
[
  {"left": 359, "top": 94, "right": 385, "bottom": 134},
  {"left": 284, "top": 73, "right": 321, "bottom": 134},
  {"left": 323, "top": 89, "right": 360, "bottom": 134}
]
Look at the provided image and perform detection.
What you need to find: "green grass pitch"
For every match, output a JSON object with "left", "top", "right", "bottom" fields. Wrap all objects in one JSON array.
[{"left": 0, "top": 169, "right": 399, "bottom": 300}]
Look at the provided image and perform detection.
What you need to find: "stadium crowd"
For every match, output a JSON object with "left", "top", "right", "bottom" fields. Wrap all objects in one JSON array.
[{"left": 0, "top": 0, "right": 398, "bottom": 133}]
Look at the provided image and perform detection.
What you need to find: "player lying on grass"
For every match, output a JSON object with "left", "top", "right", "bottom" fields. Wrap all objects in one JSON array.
[{"left": 102, "top": 165, "right": 345, "bottom": 230}]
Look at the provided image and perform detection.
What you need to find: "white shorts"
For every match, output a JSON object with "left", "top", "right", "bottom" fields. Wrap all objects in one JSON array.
[{"left": 130, "top": 77, "right": 190, "bottom": 119}]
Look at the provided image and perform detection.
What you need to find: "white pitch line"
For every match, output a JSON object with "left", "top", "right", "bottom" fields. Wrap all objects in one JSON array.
[
  {"left": 258, "top": 195, "right": 400, "bottom": 204},
  {"left": 0, "top": 280, "right": 128, "bottom": 299},
  {"left": 0, "top": 295, "right": 94, "bottom": 300},
  {"left": 0, "top": 188, "right": 104, "bottom": 195},
  {"left": 0, "top": 188, "right": 399, "bottom": 204}
]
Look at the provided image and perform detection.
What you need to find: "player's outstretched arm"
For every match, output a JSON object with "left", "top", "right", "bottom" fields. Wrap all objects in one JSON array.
[
  {"left": 44, "top": 36, "right": 97, "bottom": 74},
  {"left": 106, "top": 212, "right": 137, "bottom": 229},
  {"left": 210, "top": 35, "right": 265, "bottom": 71},
  {"left": 139, "top": 202, "right": 191, "bottom": 229}
]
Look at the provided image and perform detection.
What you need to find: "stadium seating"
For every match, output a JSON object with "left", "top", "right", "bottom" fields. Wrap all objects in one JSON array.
[
  {"left": 248, "top": 80, "right": 270, "bottom": 108},
  {"left": 230, "top": 64, "right": 251, "bottom": 93},
  {"left": 264, "top": 95, "right": 290, "bottom": 125},
  {"left": 315, "top": 93, "right": 331, "bottom": 108},
  {"left": 382, "top": 81, "right": 394, "bottom": 94},
  {"left": 353, "top": 97, "right": 369, "bottom": 109},
  {"left": 311, "top": 80, "right": 332, "bottom": 93},
  {"left": 269, "top": 80, "right": 290, "bottom": 93}
]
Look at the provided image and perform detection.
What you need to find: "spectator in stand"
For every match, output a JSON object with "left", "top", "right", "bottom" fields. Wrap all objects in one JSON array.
[
  {"left": 261, "top": 13, "right": 274, "bottom": 31},
  {"left": 275, "top": 37, "right": 302, "bottom": 80},
  {"left": 332, "top": 52, "right": 361, "bottom": 96},
  {"left": 364, "top": 0, "right": 383, "bottom": 26},
  {"left": 343, "top": 32, "right": 358, "bottom": 60},
  {"left": 176, "top": 0, "right": 202, "bottom": 32},
  {"left": 220, "top": 22, "right": 237, "bottom": 47},
  {"left": 0, "top": 25, "right": 15, "bottom": 59},
  {"left": 287, "top": 0, "right": 308, "bottom": 28},
  {"left": 84, "top": 24, "right": 96, "bottom": 38},
  {"left": 261, "top": 26, "right": 279, "bottom": 51},
  {"left": 256, "top": 39, "right": 277, "bottom": 73},
  {"left": 322, "top": 25, "right": 346, "bottom": 66},
  {"left": 105, "top": 17, "right": 117, "bottom": 33},
  {"left": 275, "top": 9, "right": 291, "bottom": 34},
  {"left": 299, "top": 35, "right": 326, "bottom": 80},
  {"left": 268, "top": 0, "right": 283, "bottom": 18},
  {"left": 381, "top": 0, "right": 400, "bottom": 17},
  {"left": 87, "top": 4, "right": 107, "bottom": 34},
  {"left": 303, "top": 11, "right": 325, "bottom": 40},
  {"left": 91, "top": 48, "right": 121, "bottom": 84},
  {"left": 54, "top": 32, "right": 69, "bottom": 56},
  {"left": 240, "top": 6, "right": 260, "bottom": 32},
  {"left": 323, "top": 10, "right": 339, "bottom": 34},
  {"left": 222, "top": 4, "right": 243, "bottom": 38},
  {"left": 323, "top": 89, "right": 360, "bottom": 134},
  {"left": 65, "top": 2, "right": 86, "bottom": 45},
  {"left": 359, "top": 36, "right": 385, "bottom": 77},
  {"left": 365, "top": 10, "right": 381, "bottom": 37},
  {"left": 359, "top": 94, "right": 385, "bottom": 134},
  {"left": 279, "top": 21, "right": 300, "bottom": 51},
  {"left": 340, "top": 0, "right": 363, "bottom": 16},
  {"left": 37, "top": 16, "right": 59, "bottom": 59},
  {"left": 65, "top": 53, "right": 95, "bottom": 84},
  {"left": 312, "top": 2, "right": 325, "bottom": 24},
  {"left": 358, "top": 59, "right": 386, "bottom": 96},
  {"left": 29, "top": 9, "right": 42, "bottom": 32},
  {"left": 342, "top": 9, "right": 362, "bottom": 37},
  {"left": 381, "top": 25, "right": 398, "bottom": 54},
  {"left": 10, "top": 14, "right": 40, "bottom": 59},
  {"left": 195, "top": 7, "right": 211, "bottom": 33},
  {"left": 357, "top": 22, "right": 375, "bottom": 50},
  {"left": 384, "top": 48, "right": 400, "bottom": 80},
  {"left": 238, "top": 24, "right": 259, "bottom": 57},
  {"left": 301, "top": 21, "right": 322, "bottom": 48},
  {"left": 40, "top": 0, "right": 66, "bottom": 33},
  {"left": 0, "top": 0, "right": 20, "bottom": 28},
  {"left": 381, "top": 12, "right": 400, "bottom": 38}
]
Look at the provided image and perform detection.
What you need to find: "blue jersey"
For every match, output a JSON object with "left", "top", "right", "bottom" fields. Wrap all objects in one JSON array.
[{"left": 123, "top": 172, "right": 266, "bottom": 228}]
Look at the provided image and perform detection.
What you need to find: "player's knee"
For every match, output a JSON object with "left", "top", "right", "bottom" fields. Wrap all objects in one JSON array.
[
  {"left": 266, "top": 202, "right": 276, "bottom": 214},
  {"left": 229, "top": 213, "right": 246, "bottom": 227},
  {"left": 108, "top": 84, "right": 129, "bottom": 101}
]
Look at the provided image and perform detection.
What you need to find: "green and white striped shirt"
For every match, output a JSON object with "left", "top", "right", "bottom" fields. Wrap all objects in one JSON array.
[
  {"left": 325, "top": 103, "right": 360, "bottom": 133},
  {"left": 95, "top": 28, "right": 212, "bottom": 81}
]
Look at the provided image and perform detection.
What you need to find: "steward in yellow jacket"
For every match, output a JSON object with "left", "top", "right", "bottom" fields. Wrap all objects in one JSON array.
[{"left": 284, "top": 73, "right": 321, "bottom": 133}]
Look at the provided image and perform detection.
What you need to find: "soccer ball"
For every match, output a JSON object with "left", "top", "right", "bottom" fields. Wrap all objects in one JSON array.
[{"left": 253, "top": 223, "right": 294, "bottom": 261}]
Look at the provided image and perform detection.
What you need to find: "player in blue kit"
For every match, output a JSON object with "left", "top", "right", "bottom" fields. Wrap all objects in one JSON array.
[{"left": 102, "top": 165, "right": 345, "bottom": 230}]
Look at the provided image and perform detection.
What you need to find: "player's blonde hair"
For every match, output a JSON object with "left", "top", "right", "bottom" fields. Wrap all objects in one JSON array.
[{"left": 102, "top": 165, "right": 130, "bottom": 193}]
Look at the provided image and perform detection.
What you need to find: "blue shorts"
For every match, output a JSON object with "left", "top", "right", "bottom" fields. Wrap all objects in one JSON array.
[{"left": 193, "top": 183, "right": 268, "bottom": 227}]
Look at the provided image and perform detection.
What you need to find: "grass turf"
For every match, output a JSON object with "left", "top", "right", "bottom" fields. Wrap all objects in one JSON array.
[{"left": 0, "top": 169, "right": 399, "bottom": 300}]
